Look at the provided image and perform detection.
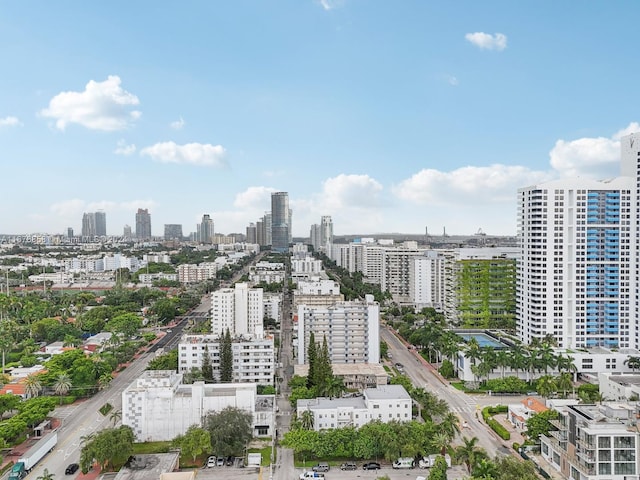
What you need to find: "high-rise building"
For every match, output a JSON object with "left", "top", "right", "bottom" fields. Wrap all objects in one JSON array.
[
  {"left": 256, "top": 220, "right": 265, "bottom": 246},
  {"left": 517, "top": 140, "right": 636, "bottom": 349},
  {"left": 95, "top": 211, "right": 107, "bottom": 237},
  {"left": 67, "top": 227, "right": 74, "bottom": 239},
  {"left": 310, "top": 224, "right": 321, "bottom": 251},
  {"left": 164, "top": 224, "right": 183, "bottom": 241},
  {"left": 246, "top": 223, "right": 257, "bottom": 244},
  {"left": 211, "top": 282, "right": 264, "bottom": 338},
  {"left": 320, "top": 215, "right": 333, "bottom": 251},
  {"left": 271, "top": 192, "right": 290, "bottom": 252},
  {"left": 197, "top": 214, "right": 214, "bottom": 244},
  {"left": 297, "top": 294, "right": 380, "bottom": 365},
  {"left": 135, "top": 209, "right": 152, "bottom": 240},
  {"left": 81, "top": 212, "right": 96, "bottom": 238},
  {"left": 123, "top": 224, "right": 132, "bottom": 238}
]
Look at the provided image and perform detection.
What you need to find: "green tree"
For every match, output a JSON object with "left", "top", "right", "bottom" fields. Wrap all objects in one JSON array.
[
  {"left": 494, "top": 455, "right": 539, "bottom": 480},
  {"left": 24, "top": 374, "right": 42, "bottom": 398},
  {"left": 201, "top": 345, "right": 213, "bottom": 382},
  {"left": 454, "top": 436, "right": 486, "bottom": 474},
  {"left": 79, "top": 426, "right": 134, "bottom": 473},
  {"left": 37, "top": 468, "right": 55, "bottom": 480},
  {"left": 107, "top": 313, "right": 142, "bottom": 340},
  {"left": 172, "top": 425, "right": 212, "bottom": 463},
  {"left": 204, "top": 406, "right": 253, "bottom": 457},
  {"left": 525, "top": 410, "right": 559, "bottom": 442},
  {"left": 625, "top": 356, "right": 640, "bottom": 372},
  {"left": 536, "top": 375, "right": 558, "bottom": 399},
  {"left": 109, "top": 409, "right": 122, "bottom": 426},
  {"left": 300, "top": 410, "right": 314, "bottom": 430},
  {"left": 147, "top": 349, "right": 178, "bottom": 371},
  {"left": 220, "top": 329, "right": 233, "bottom": 382},
  {"left": 306, "top": 332, "right": 317, "bottom": 388},
  {"left": 429, "top": 455, "right": 448, "bottom": 480},
  {"left": 53, "top": 373, "right": 72, "bottom": 401}
]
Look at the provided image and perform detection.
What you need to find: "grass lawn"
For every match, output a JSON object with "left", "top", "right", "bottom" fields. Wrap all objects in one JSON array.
[
  {"left": 450, "top": 382, "right": 466, "bottom": 391},
  {"left": 133, "top": 441, "right": 171, "bottom": 454},
  {"left": 248, "top": 446, "right": 275, "bottom": 466}
]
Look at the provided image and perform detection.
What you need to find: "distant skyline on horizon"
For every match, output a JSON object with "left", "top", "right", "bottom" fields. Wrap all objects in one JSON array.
[{"left": 1, "top": 2, "right": 638, "bottom": 237}]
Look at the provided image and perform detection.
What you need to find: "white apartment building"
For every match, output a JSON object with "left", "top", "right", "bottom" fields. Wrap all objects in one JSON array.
[
  {"left": 296, "top": 278, "right": 341, "bottom": 295},
  {"left": 63, "top": 257, "right": 104, "bottom": 273},
  {"left": 103, "top": 254, "right": 141, "bottom": 272},
  {"left": 211, "top": 283, "right": 264, "bottom": 338},
  {"left": 362, "top": 244, "right": 385, "bottom": 285},
  {"left": 297, "top": 294, "right": 380, "bottom": 365},
  {"left": 296, "top": 384, "right": 411, "bottom": 431},
  {"left": 291, "top": 258, "right": 323, "bottom": 277},
  {"left": 263, "top": 293, "right": 281, "bottom": 323},
  {"left": 381, "top": 242, "right": 424, "bottom": 304},
  {"left": 249, "top": 260, "right": 284, "bottom": 284},
  {"left": 178, "top": 334, "right": 275, "bottom": 384},
  {"left": 177, "top": 263, "right": 218, "bottom": 284},
  {"left": 410, "top": 251, "right": 445, "bottom": 310},
  {"left": 143, "top": 253, "right": 171, "bottom": 263},
  {"left": 122, "top": 370, "right": 274, "bottom": 441},
  {"left": 138, "top": 272, "right": 178, "bottom": 284},
  {"left": 517, "top": 176, "right": 635, "bottom": 349},
  {"left": 541, "top": 401, "right": 640, "bottom": 480}
]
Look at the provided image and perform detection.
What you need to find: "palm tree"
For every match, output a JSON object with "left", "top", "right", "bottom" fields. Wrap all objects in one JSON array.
[
  {"left": 509, "top": 342, "right": 527, "bottom": 378},
  {"left": 455, "top": 436, "right": 486, "bottom": 474},
  {"left": 109, "top": 409, "right": 122, "bottom": 426},
  {"left": 300, "top": 410, "right": 314, "bottom": 430},
  {"left": 53, "top": 373, "right": 72, "bottom": 402},
  {"left": 431, "top": 431, "right": 450, "bottom": 456},
  {"left": 323, "top": 376, "right": 345, "bottom": 399},
  {"left": 98, "top": 373, "right": 113, "bottom": 391},
  {"left": 472, "top": 458, "right": 498, "bottom": 479},
  {"left": 536, "top": 375, "right": 558, "bottom": 399},
  {"left": 438, "top": 412, "right": 461, "bottom": 441},
  {"left": 37, "top": 469, "right": 55, "bottom": 480},
  {"left": 625, "top": 356, "right": 640, "bottom": 373},
  {"left": 24, "top": 374, "right": 42, "bottom": 398},
  {"left": 556, "top": 372, "right": 573, "bottom": 399}
]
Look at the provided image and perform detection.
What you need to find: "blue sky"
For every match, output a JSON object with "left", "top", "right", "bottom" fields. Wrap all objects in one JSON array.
[{"left": 1, "top": 1, "right": 638, "bottom": 237}]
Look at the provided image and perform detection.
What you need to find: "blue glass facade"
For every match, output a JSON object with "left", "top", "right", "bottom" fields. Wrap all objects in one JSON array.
[{"left": 584, "top": 191, "right": 620, "bottom": 347}]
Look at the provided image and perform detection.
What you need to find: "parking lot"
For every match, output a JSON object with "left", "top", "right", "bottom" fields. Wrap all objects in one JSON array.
[
  {"left": 296, "top": 465, "right": 468, "bottom": 480},
  {"left": 195, "top": 465, "right": 261, "bottom": 480}
]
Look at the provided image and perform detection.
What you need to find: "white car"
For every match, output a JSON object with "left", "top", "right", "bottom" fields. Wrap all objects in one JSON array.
[{"left": 206, "top": 456, "right": 216, "bottom": 468}]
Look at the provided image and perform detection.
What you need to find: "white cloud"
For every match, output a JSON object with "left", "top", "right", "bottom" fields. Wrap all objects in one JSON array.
[
  {"left": 394, "top": 164, "right": 551, "bottom": 205},
  {"left": 447, "top": 75, "right": 459, "bottom": 86},
  {"left": 321, "top": 174, "right": 383, "bottom": 209},
  {"left": 170, "top": 116, "right": 185, "bottom": 130},
  {"left": 317, "top": 0, "right": 344, "bottom": 10},
  {"left": 0, "top": 116, "right": 22, "bottom": 127},
  {"left": 549, "top": 122, "right": 640, "bottom": 178},
  {"left": 234, "top": 186, "right": 277, "bottom": 209},
  {"left": 50, "top": 198, "right": 86, "bottom": 217},
  {"left": 140, "top": 141, "right": 227, "bottom": 167},
  {"left": 39, "top": 75, "right": 141, "bottom": 131},
  {"left": 114, "top": 139, "right": 137, "bottom": 156},
  {"left": 465, "top": 32, "right": 507, "bottom": 51}
]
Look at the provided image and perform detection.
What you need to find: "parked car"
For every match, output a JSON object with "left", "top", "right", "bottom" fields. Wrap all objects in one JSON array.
[
  {"left": 393, "top": 457, "right": 415, "bottom": 469},
  {"left": 65, "top": 464, "right": 79, "bottom": 475},
  {"left": 340, "top": 462, "right": 357, "bottom": 470},
  {"left": 363, "top": 462, "right": 381, "bottom": 470},
  {"left": 226, "top": 456, "right": 234, "bottom": 466},
  {"left": 395, "top": 362, "right": 405, "bottom": 371},
  {"left": 299, "top": 472, "right": 325, "bottom": 479},
  {"left": 312, "top": 463, "right": 330, "bottom": 472},
  {"left": 206, "top": 456, "right": 216, "bottom": 468},
  {"left": 216, "top": 457, "right": 225, "bottom": 467}
]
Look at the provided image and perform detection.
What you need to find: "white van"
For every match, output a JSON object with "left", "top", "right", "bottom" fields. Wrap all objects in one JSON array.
[
  {"left": 393, "top": 457, "right": 415, "bottom": 469},
  {"left": 299, "top": 471, "right": 325, "bottom": 479}
]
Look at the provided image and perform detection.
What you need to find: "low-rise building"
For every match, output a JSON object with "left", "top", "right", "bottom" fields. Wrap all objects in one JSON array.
[
  {"left": 507, "top": 396, "right": 548, "bottom": 430},
  {"left": 294, "top": 363, "right": 388, "bottom": 390},
  {"left": 296, "top": 384, "right": 411, "bottom": 431},
  {"left": 598, "top": 372, "right": 640, "bottom": 401},
  {"left": 122, "top": 370, "right": 274, "bottom": 441},
  {"left": 541, "top": 401, "right": 640, "bottom": 480}
]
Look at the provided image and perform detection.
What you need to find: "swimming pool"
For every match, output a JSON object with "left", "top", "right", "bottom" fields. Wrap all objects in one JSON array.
[{"left": 457, "top": 332, "right": 507, "bottom": 349}]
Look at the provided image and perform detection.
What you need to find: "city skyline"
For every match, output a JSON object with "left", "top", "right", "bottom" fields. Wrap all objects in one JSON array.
[{"left": 1, "top": 2, "right": 639, "bottom": 236}]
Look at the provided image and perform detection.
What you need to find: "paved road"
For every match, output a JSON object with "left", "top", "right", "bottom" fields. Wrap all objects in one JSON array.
[
  {"left": 28, "top": 304, "right": 209, "bottom": 480},
  {"left": 381, "top": 328, "right": 512, "bottom": 458}
]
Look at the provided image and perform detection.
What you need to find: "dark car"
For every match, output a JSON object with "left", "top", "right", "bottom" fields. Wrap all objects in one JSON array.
[
  {"left": 340, "top": 462, "right": 357, "bottom": 471},
  {"left": 312, "top": 463, "right": 330, "bottom": 472},
  {"left": 65, "top": 464, "right": 79, "bottom": 475},
  {"left": 363, "top": 462, "right": 381, "bottom": 470},
  {"left": 226, "top": 456, "right": 234, "bottom": 466}
]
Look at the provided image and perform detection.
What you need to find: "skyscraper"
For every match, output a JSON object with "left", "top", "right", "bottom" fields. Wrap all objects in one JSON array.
[
  {"left": 246, "top": 223, "right": 257, "bottom": 244},
  {"left": 123, "top": 225, "right": 132, "bottom": 238},
  {"left": 135, "top": 209, "right": 152, "bottom": 240},
  {"left": 320, "top": 215, "right": 333, "bottom": 251},
  {"left": 81, "top": 212, "right": 95, "bottom": 238},
  {"left": 95, "top": 211, "right": 107, "bottom": 237},
  {"left": 271, "top": 192, "right": 290, "bottom": 252},
  {"left": 197, "top": 214, "right": 214, "bottom": 244},
  {"left": 164, "top": 224, "right": 183, "bottom": 241},
  {"left": 517, "top": 141, "right": 636, "bottom": 349}
]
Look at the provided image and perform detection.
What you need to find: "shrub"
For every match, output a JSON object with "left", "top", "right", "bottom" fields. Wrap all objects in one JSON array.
[
  {"left": 487, "top": 418, "right": 510, "bottom": 440},
  {"left": 439, "top": 360, "right": 455, "bottom": 379},
  {"left": 484, "top": 376, "right": 528, "bottom": 393}
]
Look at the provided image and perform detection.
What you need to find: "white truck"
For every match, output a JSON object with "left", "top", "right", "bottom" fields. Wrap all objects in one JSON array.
[{"left": 9, "top": 431, "right": 58, "bottom": 479}]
